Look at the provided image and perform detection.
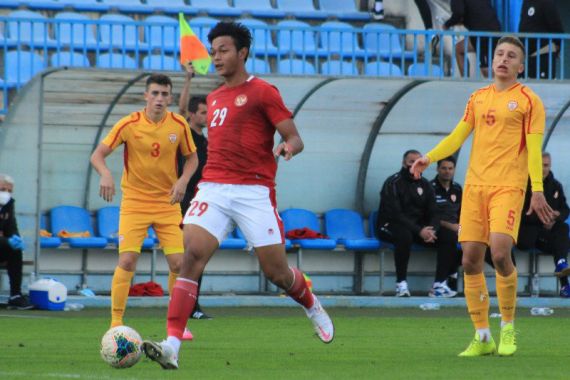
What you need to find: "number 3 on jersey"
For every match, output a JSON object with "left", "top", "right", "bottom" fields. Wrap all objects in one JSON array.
[{"left": 210, "top": 107, "right": 228, "bottom": 128}]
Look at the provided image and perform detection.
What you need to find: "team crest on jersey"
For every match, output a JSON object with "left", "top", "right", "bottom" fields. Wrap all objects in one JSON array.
[
  {"left": 528, "top": 6, "right": 535, "bottom": 16},
  {"left": 168, "top": 133, "right": 177, "bottom": 143},
  {"left": 451, "top": 194, "right": 457, "bottom": 202},
  {"left": 267, "top": 228, "right": 274, "bottom": 235},
  {"left": 417, "top": 187, "right": 423, "bottom": 196},
  {"left": 507, "top": 100, "right": 518, "bottom": 111},
  {"left": 554, "top": 191, "right": 559, "bottom": 199},
  {"left": 235, "top": 94, "right": 248, "bottom": 107}
]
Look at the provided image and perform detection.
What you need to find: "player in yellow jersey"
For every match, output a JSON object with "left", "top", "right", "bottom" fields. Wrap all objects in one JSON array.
[
  {"left": 411, "top": 36, "right": 556, "bottom": 357},
  {"left": 90, "top": 74, "right": 198, "bottom": 328}
]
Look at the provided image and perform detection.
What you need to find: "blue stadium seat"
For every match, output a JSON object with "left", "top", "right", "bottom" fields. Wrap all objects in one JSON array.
[
  {"left": 320, "top": 59, "right": 359, "bottom": 76},
  {"left": 219, "top": 229, "right": 248, "bottom": 250},
  {"left": 246, "top": 58, "right": 271, "bottom": 74},
  {"left": 0, "top": 1, "right": 19, "bottom": 9},
  {"left": 319, "top": 21, "right": 365, "bottom": 58},
  {"left": 99, "top": 14, "right": 147, "bottom": 50},
  {"left": 234, "top": 0, "right": 286, "bottom": 19},
  {"left": 189, "top": 16, "right": 219, "bottom": 48},
  {"left": 239, "top": 19, "right": 279, "bottom": 57},
  {"left": 50, "top": 51, "right": 90, "bottom": 67},
  {"left": 407, "top": 62, "right": 443, "bottom": 77},
  {"left": 191, "top": 0, "right": 241, "bottom": 17},
  {"left": 319, "top": 0, "right": 371, "bottom": 21},
  {"left": 276, "top": 0, "right": 329, "bottom": 20},
  {"left": 363, "top": 23, "right": 415, "bottom": 60},
  {"left": 40, "top": 215, "right": 62, "bottom": 249},
  {"left": 281, "top": 208, "right": 337, "bottom": 250},
  {"left": 145, "top": 15, "right": 178, "bottom": 52},
  {"left": 7, "top": 10, "right": 57, "bottom": 48},
  {"left": 97, "top": 53, "right": 138, "bottom": 69},
  {"left": 59, "top": 0, "right": 111, "bottom": 12},
  {"left": 364, "top": 61, "right": 403, "bottom": 77},
  {"left": 146, "top": 0, "right": 194, "bottom": 15},
  {"left": 54, "top": 12, "right": 98, "bottom": 50},
  {"left": 97, "top": 206, "right": 154, "bottom": 249},
  {"left": 20, "top": 0, "right": 65, "bottom": 11},
  {"left": 142, "top": 54, "right": 178, "bottom": 71},
  {"left": 100, "top": 0, "right": 153, "bottom": 14},
  {"left": 50, "top": 206, "right": 108, "bottom": 248},
  {"left": 277, "top": 20, "right": 318, "bottom": 56},
  {"left": 0, "top": 28, "right": 16, "bottom": 49},
  {"left": 324, "top": 209, "right": 380, "bottom": 250},
  {"left": 277, "top": 58, "right": 316, "bottom": 75},
  {"left": 4, "top": 50, "right": 44, "bottom": 87}
]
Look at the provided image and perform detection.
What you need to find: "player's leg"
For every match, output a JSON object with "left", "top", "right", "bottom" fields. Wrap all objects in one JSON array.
[{"left": 455, "top": 38, "right": 473, "bottom": 77}]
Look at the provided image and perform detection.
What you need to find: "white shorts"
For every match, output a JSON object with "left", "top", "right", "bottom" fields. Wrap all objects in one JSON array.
[{"left": 182, "top": 182, "right": 285, "bottom": 248}]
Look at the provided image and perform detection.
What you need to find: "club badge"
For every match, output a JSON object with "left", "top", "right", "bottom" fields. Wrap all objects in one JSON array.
[
  {"left": 417, "top": 187, "right": 423, "bottom": 196},
  {"left": 235, "top": 94, "right": 248, "bottom": 107},
  {"left": 508, "top": 100, "right": 518, "bottom": 111},
  {"left": 169, "top": 133, "right": 177, "bottom": 143},
  {"left": 451, "top": 194, "right": 457, "bottom": 202},
  {"left": 554, "top": 191, "right": 559, "bottom": 199}
]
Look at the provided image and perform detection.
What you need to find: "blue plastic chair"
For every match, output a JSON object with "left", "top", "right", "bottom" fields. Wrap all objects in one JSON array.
[
  {"left": 40, "top": 215, "right": 62, "bottom": 248},
  {"left": 324, "top": 209, "right": 380, "bottom": 250},
  {"left": 219, "top": 229, "right": 248, "bottom": 250},
  {"left": 363, "top": 23, "right": 415, "bottom": 60},
  {"left": 246, "top": 58, "right": 271, "bottom": 74},
  {"left": 21, "top": 0, "right": 65, "bottom": 11},
  {"left": 59, "top": 0, "right": 111, "bottom": 12},
  {"left": 239, "top": 19, "right": 279, "bottom": 56},
  {"left": 319, "top": 21, "right": 365, "bottom": 58},
  {"left": 281, "top": 208, "right": 337, "bottom": 250},
  {"left": 320, "top": 59, "right": 359, "bottom": 76},
  {"left": 142, "top": 54, "right": 178, "bottom": 71},
  {"left": 319, "top": 0, "right": 371, "bottom": 21},
  {"left": 276, "top": 0, "right": 329, "bottom": 20},
  {"left": 99, "top": 14, "right": 146, "bottom": 50},
  {"left": 364, "top": 61, "right": 403, "bottom": 77},
  {"left": 50, "top": 206, "right": 108, "bottom": 248},
  {"left": 189, "top": 16, "right": 219, "bottom": 48},
  {"left": 276, "top": 20, "right": 318, "bottom": 56},
  {"left": 100, "top": 0, "right": 153, "bottom": 14},
  {"left": 277, "top": 58, "right": 316, "bottom": 75},
  {"left": 146, "top": 0, "right": 193, "bottom": 14},
  {"left": 7, "top": 10, "right": 57, "bottom": 47},
  {"left": 97, "top": 53, "right": 138, "bottom": 69},
  {"left": 4, "top": 51, "right": 44, "bottom": 87},
  {"left": 144, "top": 15, "right": 178, "bottom": 52},
  {"left": 54, "top": 12, "right": 98, "bottom": 50},
  {"left": 191, "top": 0, "right": 241, "bottom": 17},
  {"left": 50, "top": 51, "right": 91, "bottom": 67},
  {"left": 407, "top": 63, "right": 443, "bottom": 77},
  {"left": 233, "top": 0, "right": 285, "bottom": 19},
  {"left": 97, "top": 206, "right": 155, "bottom": 249}
]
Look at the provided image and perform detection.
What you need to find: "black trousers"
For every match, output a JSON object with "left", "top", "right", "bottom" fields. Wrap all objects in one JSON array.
[
  {"left": 379, "top": 222, "right": 459, "bottom": 283},
  {"left": 517, "top": 221, "right": 569, "bottom": 286},
  {"left": 0, "top": 240, "right": 23, "bottom": 296}
]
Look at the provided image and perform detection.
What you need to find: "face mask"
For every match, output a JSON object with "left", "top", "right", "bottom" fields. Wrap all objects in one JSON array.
[{"left": 0, "top": 191, "right": 11, "bottom": 206}]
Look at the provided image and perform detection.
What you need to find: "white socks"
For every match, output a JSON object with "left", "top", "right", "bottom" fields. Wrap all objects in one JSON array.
[
  {"left": 166, "top": 336, "right": 181, "bottom": 354},
  {"left": 476, "top": 328, "right": 492, "bottom": 342}
]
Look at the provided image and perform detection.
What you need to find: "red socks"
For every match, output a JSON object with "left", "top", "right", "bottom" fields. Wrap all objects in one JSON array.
[
  {"left": 166, "top": 278, "right": 198, "bottom": 339},
  {"left": 286, "top": 267, "right": 314, "bottom": 309}
]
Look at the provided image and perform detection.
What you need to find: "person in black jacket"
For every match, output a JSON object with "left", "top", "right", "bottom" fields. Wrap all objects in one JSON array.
[
  {"left": 0, "top": 174, "right": 33, "bottom": 309},
  {"left": 516, "top": 152, "right": 570, "bottom": 297},
  {"left": 519, "top": 0, "right": 564, "bottom": 79},
  {"left": 444, "top": 0, "right": 501, "bottom": 78},
  {"left": 377, "top": 150, "right": 443, "bottom": 297}
]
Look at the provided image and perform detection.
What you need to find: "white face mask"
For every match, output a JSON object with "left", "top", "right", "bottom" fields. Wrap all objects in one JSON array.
[{"left": 0, "top": 191, "right": 11, "bottom": 206}]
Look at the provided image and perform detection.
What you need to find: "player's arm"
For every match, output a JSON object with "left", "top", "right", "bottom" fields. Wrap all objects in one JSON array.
[
  {"left": 90, "top": 143, "right": 115, "bottom": 202},
  {"left": 410, "top": 120, "right": 472, "bottom": 179},
  {"left": 178, "top": 63, "right": 195, "bottom": 120},
  {"left": 274, "top": 119, "right": 304, "bottom": 161},
  {"left": 171, "top": 152, "right": 198, "bottom": 204},
  {"left": 526, "top": 133, "right": 556, "bottom": 223}
]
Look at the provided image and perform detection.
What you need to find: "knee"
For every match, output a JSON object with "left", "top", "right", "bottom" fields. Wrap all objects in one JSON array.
[
  {"left": 491, "top": 253, "right": 511, "bottom": 272},
  {"left": 118, "top": 253, "right": 138, "bottom": 272},
  {"left": 462, "top": 255, "right": 480, "bottom": 272}
]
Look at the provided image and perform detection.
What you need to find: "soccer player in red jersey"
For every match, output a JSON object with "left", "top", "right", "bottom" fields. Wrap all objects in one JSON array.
[{"left": 143, "top": 22, "right": 334, "bottom": 370}]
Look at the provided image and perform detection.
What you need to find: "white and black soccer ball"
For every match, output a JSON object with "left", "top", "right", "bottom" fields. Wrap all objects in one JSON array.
[{"left": 100, "top": 326, "right": 143, "bottom": 368}]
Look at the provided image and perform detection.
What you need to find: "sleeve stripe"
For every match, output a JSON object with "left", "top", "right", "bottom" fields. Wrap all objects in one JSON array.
[{"left": 108, "top": 112, "right": 140, "bottom": 147}]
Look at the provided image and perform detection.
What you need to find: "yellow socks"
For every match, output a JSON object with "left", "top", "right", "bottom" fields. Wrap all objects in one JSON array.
[
  {"left": 496, "top": 269, "right": 517, "bottom": 324},
  {"left": 111, "top": 266, "right": 134, "bottom": 327},
  {"left": 464, "top": 272, "right": 490, "bottom": 330},
  {"left": 168, "top": 271, "right": 179, "bottom": 295}
]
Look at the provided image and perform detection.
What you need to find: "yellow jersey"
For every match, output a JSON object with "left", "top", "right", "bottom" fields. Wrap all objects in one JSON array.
[
  {"left": 462, "top": 82, "right": 545, "bottom": 190},
  {"left": 102, "top": 109, "right": 196, "bottom": 209}
]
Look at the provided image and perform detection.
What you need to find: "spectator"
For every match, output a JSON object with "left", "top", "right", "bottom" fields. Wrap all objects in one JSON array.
[
  {"left": 177, "top": 63, "right": 211, "bottom": 324},
  {"left": 444, "top": 0, "right": 501, "bottom": 78},
  {"left": 519, "top": 0, "right": 564, "bottom": 79},
  {"left": 0, "top": 174, "right": 33, "bottom": 310},
  {"left": 430, "top": 157, "right": 462, "bottom": 297},
  {"left": 371, "top": 0, "right": 435, "bottom": 30},
  {"left": 516, "top": 152, "right": 570, "bottom": 297},
  {"left": 377, "top": 150, "right": 454, "bottom": 297}
]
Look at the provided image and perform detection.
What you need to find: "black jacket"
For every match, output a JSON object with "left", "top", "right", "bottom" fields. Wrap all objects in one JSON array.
[
  {"left": 431, "top": 176, "right": 462, "bottom": 224},
  {"left": 445, "top": 0, "right": 501, "bottom": 32},
  {"left": 519, "top": 0, "right": 564, "bottom": 53},
  {"left": 0, "top": 198, "right": 20, "bottom": 247},
  {"left": 521, "top": 171, "right": 570, "bottom": 226},
  {"left": 178, "top": 129, "right": 208, "bottom": 214},
  {"left": 377, "top": 167, "right": 439, "bottom": 235}
]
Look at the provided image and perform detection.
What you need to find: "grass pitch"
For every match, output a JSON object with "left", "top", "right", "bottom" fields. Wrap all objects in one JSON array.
[{"left": 0, "top": 307, "right": 567, "bottom": 379}]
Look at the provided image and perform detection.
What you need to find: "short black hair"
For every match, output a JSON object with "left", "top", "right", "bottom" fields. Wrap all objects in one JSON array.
[
  {"left": 437, "top": 156, "right": 456, "bottom": 167},
  {"left": 146, "top": 73, "right": 172, "bottom": 91},
  {"left": 403, "top": 149, "right": 421, "bottom": 160},
  {"left": 208, "top": 21, "right": 252, "bottom": 61},
  {"left": 188, "top": 96, "right": 207, "bottom": 113}
]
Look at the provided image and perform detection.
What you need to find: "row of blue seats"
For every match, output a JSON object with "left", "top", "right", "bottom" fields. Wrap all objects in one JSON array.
[
  {"left": 40, "top": 205, "right": 383, "bottom": 253},
  {"left": 0, "top": 0, "right": 370, "bottom": 22},
  {"left": 1, "top": 11, "right": 413, "bottom": 59}
]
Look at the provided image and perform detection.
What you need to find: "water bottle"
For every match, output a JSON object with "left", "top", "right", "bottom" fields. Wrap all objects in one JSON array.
[
  {"left": 419, "top": 303, "right": 440, "bottom": 310},
  {"left": 531, "top": 274, "right": 540, "bottom": 298},
  {"left": 530, "top": 307, "right": 554, "bottom": 316},
  {"left": 64, "top": 303, "right": 85, "bottom": 312},
  {"left": 490, "top": 313, "right": 502, "bottom": 318}
]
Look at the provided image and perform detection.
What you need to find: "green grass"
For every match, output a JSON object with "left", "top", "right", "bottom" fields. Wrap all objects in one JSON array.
[{"left": 0, "top": 307, "right": 567, "bottom": 379}]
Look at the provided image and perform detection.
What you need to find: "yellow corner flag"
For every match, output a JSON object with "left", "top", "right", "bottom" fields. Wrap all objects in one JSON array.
[{"left": 179, "top": 13, "right": 211, "bottom": 75}]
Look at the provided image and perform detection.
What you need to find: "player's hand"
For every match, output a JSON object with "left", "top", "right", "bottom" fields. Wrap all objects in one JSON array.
[
  {"left": 410, "top": 156, "right": 430, "bottom": 180},
  {"left": 274, "top": 142, "right": 293, "bottom": 161},
  {"left": 527, "top": 191, "right": 556, "bottom": 225},
  {"left": 183, "top": 62, "right": 195, "bottom": 78},
  {"left": 170, "top": 179, "right": 187, "bottom": 205},
  {"left": 99, "top": 173, "right": 115, "bottom": 202},
  {"left": 419, "top": 226, "right": 437, "bottom": 243},
  {"left": 543, "top": 210, "right": 560, "bottom": 230}
]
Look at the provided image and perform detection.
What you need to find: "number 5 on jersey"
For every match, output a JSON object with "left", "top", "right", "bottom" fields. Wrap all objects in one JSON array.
[{"left": 210, "top": 107, "right": 228, "bottom": 128}]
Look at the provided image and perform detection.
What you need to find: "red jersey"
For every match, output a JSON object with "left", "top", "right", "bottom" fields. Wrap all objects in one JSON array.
[{"left": 201, "top": 76, "right": 292, "bottom": 187}]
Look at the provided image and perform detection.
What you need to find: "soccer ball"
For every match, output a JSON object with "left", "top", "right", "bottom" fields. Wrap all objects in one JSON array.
[{"left": 100, "top": 326, "right": 143, "bottom": 368}]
